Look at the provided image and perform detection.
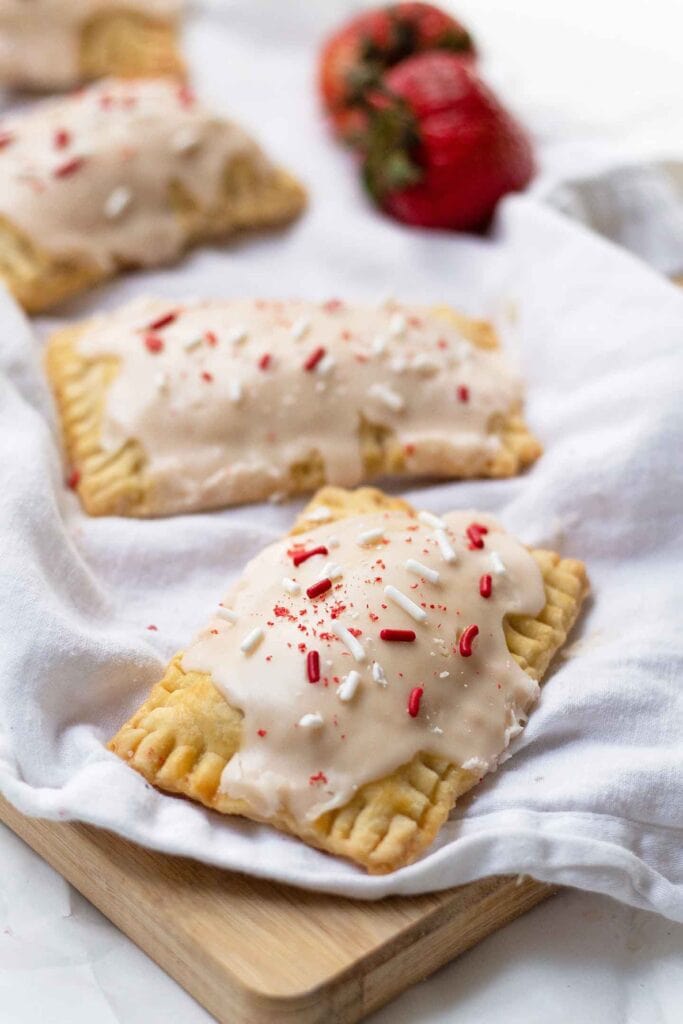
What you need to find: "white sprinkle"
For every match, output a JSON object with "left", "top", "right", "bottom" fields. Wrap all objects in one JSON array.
[
  {"left": 282, "top": 577, "right": 301, "bottom": 596},
  {"left": 154, "top": 371, "right": 169, "bottom": 394},
  {"left": 368, "top": 383, "right": 405, "bottom": 412},
  {"left": 372, "top": 661, "right": 387, "bottom": 687},
  {"left": 216, "top": 606, "right": 238, "bottom": 623},
  {"left": 172, "top": 125, "right": 202, "bottom": 154},
  {"left": 332, "top": 621, "right": 366, "bottom": 663},
  {"left": 390, "top": 356, "right": 407, "bottom": 374},
  {"left": 338, "top": 670, "right": 361, "bottom": 702},
  {"left": 384, "top": 584, "right": 427, "bottom": 623},
  {"left": 454, "top": 339, "right": 475, "bottom": 361},
  {"left": 182, "top": 336, "right": 202, "bottom": 352},
  {"left": 290, "top": 316, "right": 311, "bottom": 342},
  {"left": 405, "top": 558, "right": 440, "bottom": 584},
  {"left": 490, "top": 551, "right": 507, "bottom": 575},
  {"left": 316, "top": 354, "right": 336, "bottom": 376},
  {"left": 240, "top": 627, "right": 264, "bottom": 654},
  {"left": 228, "top": 379, "right": 243, "bottom": 403},
  {"left": 226, "top": 325, "right": 248, "bottom": 346},
  {"left": 418, "top": 510, "right": 446, "bottom": 530},
  {"left": 430, "top": 725, "right": 444, "bottom": 735},
  {"left": 439, "top": 671, "right": 450, "bottom": 679},
  {"left": 321, "top": 562, "right": 343, "bottom": 581},
  {"left": 388, "top": 312, "right": 407, "bottom": 337},
  {"left": 306, "top": 504, "right": 332, "bottom": 523},
  {"left": 357, "top": 527, "right": 384, "bottom": 546},
  {"left": 435, "top": 528, "right": 457, "bottom": 564},
  {"left": 411, "top": 353, "right": 439, "bottom": 376},
  {"left": 327, "top": 535, "right": 340, "bottom": 549},
  {"left": 371, "top": 335, "right": 387, "bottom": 356},
  {"left": 298, "top": 712, "right": 324, "bottom": 730},
  {"left": 104, "top": 185, "right": 132, "bottom": 220}
]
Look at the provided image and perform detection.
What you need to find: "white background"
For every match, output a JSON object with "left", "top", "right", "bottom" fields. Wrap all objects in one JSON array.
[{"left": 2, "top": 0, "right": 682, "bottom": 1020}]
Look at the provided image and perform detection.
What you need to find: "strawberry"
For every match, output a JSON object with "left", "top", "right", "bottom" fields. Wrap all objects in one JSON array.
[
  {"left": 362, "top": 52, "right": 535, "bottom": 230},
  {"left": 319, "top": 3, "right": 475, "bottom": 145}
]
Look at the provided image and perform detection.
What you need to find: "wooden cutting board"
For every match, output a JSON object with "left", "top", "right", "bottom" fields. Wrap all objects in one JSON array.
[{"left": 0, "top": 795, "right": 554, "bottom": 1023}]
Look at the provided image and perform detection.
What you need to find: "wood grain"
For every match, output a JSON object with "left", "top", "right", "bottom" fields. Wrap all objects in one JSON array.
[{"left": 0, "top": 795, "right": 555, "bottom": 1023}]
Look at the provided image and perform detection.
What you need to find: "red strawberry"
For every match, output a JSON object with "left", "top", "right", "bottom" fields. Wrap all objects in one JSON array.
[
  {"left": 363, "top": 52, "right": 534, "bottom": 230},
  {"left": 319, "top": 3, "right": 475, "bottom": 145}
]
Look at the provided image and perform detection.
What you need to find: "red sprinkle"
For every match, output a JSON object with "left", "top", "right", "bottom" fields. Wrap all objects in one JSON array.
[
  {"left": 205, "top": 330, "right": 218, "bottom": 346},
  {"left": 257, "top": 729, "right": 267, "bottom": 738},
  {"left": 407, "top": 686, "right": 424, "bottom": 718},
  {"left": 292, "top": 545, "right": 328, "bottom": 567},
  {"left": 307, "top": 578, "right": 332, "bottom": 599},
  {"left": 307, "top": 650, "right": 321, "bottom": 683},
  {"left": 323, "top": 298, "right": 343, "bottom": 312},
  {"left": 0, "top": 131, "right": 14, "bottom": 149},
  {"left": 54, "top": 129, "right": 71, "bottom": 150},
  {"left": 178, "top": 84, "right": 196, "bottom": 108},
  {"left": 258, "top": 353, "right": 272, "bottom": 370},
  {"left": 479, "top": 574, "right": 492, "bottom": 598},
  {"left": 148, "top": 311, "right": 177, "bottom": 331},
  {"left": 303, "top": 346, "right": 326, "bottom": 372},
  {"left": 309, "top": 771, "right": 328, "bottom": 785},
  {"left": 144, "top": 334, "right": 164, "bottom": 353},
  {"left": 147, "top": 624, "right": 158, "bottom": 631},
  {"left": 380, "top": 628, "right": 416, "bottom": 642},
  {"left": 459, "top": 624, "right": 479, "bottom": 657},
  {"left": 67, "top": 468, "right": 81, "bottom": 490},
  {"left": 201, "top": 371, "right": 213, "bottom": 383},
  {"left": 466, "top": 523, "right": 488, "bottom": 549},
  {"left": 53, "top": 156, "right": 85, "bottom": 178},
  {"left": 457, "top": 385, "right": 469, "bottom": 403}
]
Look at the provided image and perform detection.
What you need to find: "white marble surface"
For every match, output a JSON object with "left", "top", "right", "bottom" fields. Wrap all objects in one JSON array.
[{"left": 2, "top": 0, "right": 682, "bottom": 1020}]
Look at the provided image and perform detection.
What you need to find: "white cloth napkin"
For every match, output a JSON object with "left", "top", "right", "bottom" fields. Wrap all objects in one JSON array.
[{"left": 0, "top": 0, "right": 682, "bottom": 920}]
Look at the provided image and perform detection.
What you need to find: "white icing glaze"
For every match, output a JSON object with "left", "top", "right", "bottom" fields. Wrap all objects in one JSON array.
[
  {"left": 182, "top": 509, "right": 545, "bottom": 824},
  {"left": 0, "top": 1, "right": 182, "bottom": 89},
  {"left": 0, "top": 78, "right": 279, "bottom": 268},
  {"left": 73, "top": 297, "right": 526, "bottom": 513}
]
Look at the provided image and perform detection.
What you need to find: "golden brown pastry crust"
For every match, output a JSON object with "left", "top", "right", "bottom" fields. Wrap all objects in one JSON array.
[
  {"left": 45, "top": 307, "right": 542, "bottom": 517},
  {"left": 108, "top": 486, "right": 588, "bottom": 873},
  {"left": 79, "top": 9, "right": 185, "bottom": 84}
]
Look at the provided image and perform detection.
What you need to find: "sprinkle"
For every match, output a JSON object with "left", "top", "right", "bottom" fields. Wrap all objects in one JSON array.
[
  {"left": 290, "top": 316, "right": 311, "bottom": 341},
  {"left": 216, "top": 606, "right": 238, "bottom": 623},
  {"left": 240, "top": 627, "right": 264, "bottom": 654},
  {"left": 372, "top": 662, "right": 387, "bottom": 686},
  {"left": 327, "top": 536, "right": 340, "bottom": 549},
  {"left": 309, "top": 770, "right": 328, "bottom": 784},
  {"left": 338, "top": 670, "right": 361, "bottom": 702},
  {"left": 307, "top": 650, "right": 321, "bottom": 683},
  {"left": 388, "top": 312, "right": 407, "bottom": 337},
  {"left": 323, "top": 298, "right": 343, "bottom": 313},
  {"left": 155, "top": 371, "right": 169, "bottom": 393},
  {"left": 305, "top": 505, "right": 332, "bottom": 522},
  {"left": 380, "top": 628, "right": 416, "bottom": 642},
  {"left": 332, "top": 621, "right": 366, "bottom": 662},
  {"left": 299, "top": 713, "right": 324, "bottom": 730},
  {"left": 407, "top": 686, "right": 424, "bottom": 718},
  {"left": 411, "top": 354, "right": 439, "bottom": 376},
  {"left": 147, "top": 624, "right": 158, "bottom": 632},
  {"left": 321, "top": 562, "right": 343, "bottom": 580},
  {"left": 303, "top": 346, "right": 326, "bottom": 372},
  {"left": 368, "top": 383, "right": 404, "bottom": 412},
  {"left": 201, "top": 371, "right": 214, "bottom": 383},
  {"left": 177, "top": 84, "right": 196, "bottom": 107},
  {"left": 390, "top": 356, "right": 407, "bottom": 373},
  {"left": 282, "top": 577, "right": 301, "bottom": 595},
  {"left": 226, "top": 325, "right": 248, "bottom": 345},
  {"left": 459, "top": 624, "right": 479, "bottom": 657},
  {"left": 418, "top": 510, "right": 446, "bottom": 530},
  {"left": 53, "top": 156, "right": 85, "bottom": 178},
  {"left": 257, "top": 729, "right": 267, "bottom": 738},
  {"left": 205, "top": 331, "right": 218, "bottom": 346},
  {"left": 292, "top": 546, "right": 328, "bottom": 566},
  {"left": 439, "top": 671, "right": 449, "bottom": 678},
  {"left": 104, "top": 185, "right": 132, "bottom": 219},
  {"left": 228, "top": 380, "right": 243, "bottom": 403},
  {"left": 357, "top": 527, "right": 384, "bottom": 546},
  {"left": 67, "top": 468, "right": 80, "bottom": 490},
  {"left": 307, "top": 577, "right": 332, "bottom": 599},
  {"left": 172, "top": 125, "right": 202, "bottom": 154},
  {"left": 144, "top": 334, "right": 164, "bottom": 354},
  {"left": 434, "top": 529, "right": 457, "bottom": 563},
  {"left": 258, "top": 353, "right": 272, "bottom": 371},
  {"left": 54, "top": 129, "right": 71, "bottom": 150},
  {"left": 316, "top": 354, "right": 336, "bottom": 375},
  {"left": 405, "top": 558, "right": 440, "bottom": 584},
  {"left": 466, "top": 523, "right": 488, "bottom": 549},
  {"left": 457, "top": 385, "right": 470, "bottom": 402},
  {"left": 371, "top": 335, "right": 387, "bottom": 355},
  {"left": 0, "top": 131, "right": 14, "bottom": 149},
  {"left": 148, "top": 311, "right": 177, "bottom": 331},
  {"left": 384, "top": 584, "right": 428, "bottom": 623},
  {"left": 431, "top": 725, "right": 444, "bottom": 735},
  {"left": 479, "top": 574, "right": 493, "bottom": 598},
  {"left": 489, "top": 551, "right": 507, "bottom": 575},
  {"left": 183, "top": 336, "right": 202, "bottom": 352}
]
